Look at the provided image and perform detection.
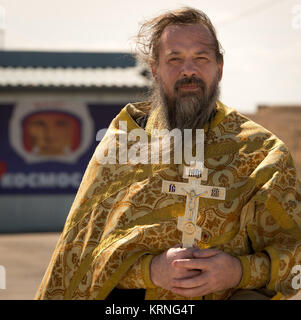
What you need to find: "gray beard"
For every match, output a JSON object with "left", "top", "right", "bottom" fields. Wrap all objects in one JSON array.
[{"left": 149, "top": 73, "right": 220, "bottom": 131}]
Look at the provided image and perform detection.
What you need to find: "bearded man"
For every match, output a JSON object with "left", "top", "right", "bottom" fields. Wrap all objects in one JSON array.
[{"left": 35, "top": 7, "right": 301, "bottom": 300}]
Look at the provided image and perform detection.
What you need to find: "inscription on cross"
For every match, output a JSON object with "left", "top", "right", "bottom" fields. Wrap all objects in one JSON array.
[{"left": 162, "top": 160, "right": 226, "bottom": 248}]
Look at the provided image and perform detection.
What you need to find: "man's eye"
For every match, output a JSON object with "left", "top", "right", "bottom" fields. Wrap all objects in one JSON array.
[
  {"left": 169, "top": 58, "right": 181, "bottom": 62},
  {"left": 196, "top": 57, "right": 207, "bottom": 61}
]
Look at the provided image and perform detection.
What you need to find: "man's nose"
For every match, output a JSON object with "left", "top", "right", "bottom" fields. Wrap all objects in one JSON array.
[{"left": 181, "top": 60, "right": 197, "bottom": 78}]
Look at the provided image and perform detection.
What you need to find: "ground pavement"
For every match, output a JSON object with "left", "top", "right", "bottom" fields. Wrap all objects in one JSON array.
[{"left": 0, "top": 232, "right": 60, "bottom": 300}]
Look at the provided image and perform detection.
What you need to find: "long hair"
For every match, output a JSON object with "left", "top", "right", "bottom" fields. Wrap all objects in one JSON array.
[{"left": 135, "top": 7, "right": 224, "bottom": 68}]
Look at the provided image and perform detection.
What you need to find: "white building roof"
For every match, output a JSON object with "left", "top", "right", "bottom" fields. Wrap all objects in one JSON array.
[{"left": 0, "top": 66, "right": 150, "bottom": 88}]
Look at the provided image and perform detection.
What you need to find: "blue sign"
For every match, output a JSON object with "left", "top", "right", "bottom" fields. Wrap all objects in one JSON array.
[{"left": 0, "top": 101, "right": 123, "bottom": 194}]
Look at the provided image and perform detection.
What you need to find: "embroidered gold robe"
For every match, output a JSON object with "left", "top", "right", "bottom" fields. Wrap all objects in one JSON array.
[{"left": 35, "top": 101, "right": 301, "bottom": 300}]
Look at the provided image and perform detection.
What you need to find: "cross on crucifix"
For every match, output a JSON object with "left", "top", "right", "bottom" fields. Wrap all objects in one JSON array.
[{"left": 162, "top": 160, "right": 226, "bottom": 248}]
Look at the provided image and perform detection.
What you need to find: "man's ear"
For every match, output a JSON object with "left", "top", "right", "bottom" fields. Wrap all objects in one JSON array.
[
  {"left": 151, "top": 62, "right": 158, "bottom": 82},
  {"left": 218, "top": 60, "right": 224, "bottom": 81}
]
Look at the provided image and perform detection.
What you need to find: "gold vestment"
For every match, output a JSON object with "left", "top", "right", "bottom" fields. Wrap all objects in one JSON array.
[{"left": 35, "top": 101, "right": 301, "bottom": 300}]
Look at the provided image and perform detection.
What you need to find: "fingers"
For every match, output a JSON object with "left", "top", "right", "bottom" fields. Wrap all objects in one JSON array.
[
  {"left": 169, "top": 246, "right": 200, "bottom": 260},
  {"left": 173, "top": 268, "right": 201, "bottom": 279},
  {"left": 171, "top": 283, "right": 212, "bottom": 298},
  {"left": 172, "top": 258, "right": 210, "bottom": 270},
  {"left": 171, "top": 272, "right": 212, "bottom": 297},
  {"left": 171, "top": 271, "right": 209, "bottom": 289},
  {"left": 192, "top": 248, "right": 220, "bottom": 258}
]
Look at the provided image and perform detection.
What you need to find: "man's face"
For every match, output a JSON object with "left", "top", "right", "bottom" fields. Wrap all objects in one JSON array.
[{"left": 151, "top": 24, "right": 223, "bottom": 129}]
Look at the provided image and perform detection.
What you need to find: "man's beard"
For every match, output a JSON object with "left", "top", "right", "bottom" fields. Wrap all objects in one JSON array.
[{"left": 150, "top": 72, "right": 220, "bottom": 130}]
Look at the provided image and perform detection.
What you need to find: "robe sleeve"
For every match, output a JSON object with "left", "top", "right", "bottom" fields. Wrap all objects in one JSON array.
[
  {"left": 117, "top": 254, "right": 156, "bottom": 289},
  {"left": 236, "top": 252, "right": 270, "bottom": 289},
  {"left": 235, "top": 145, "right": 301, "bottom": 296}
]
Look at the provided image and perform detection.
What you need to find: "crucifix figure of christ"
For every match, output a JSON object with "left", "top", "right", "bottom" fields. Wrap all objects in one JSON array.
[{"left": 162, "top": 160, "right": 226, "bottom": 248}]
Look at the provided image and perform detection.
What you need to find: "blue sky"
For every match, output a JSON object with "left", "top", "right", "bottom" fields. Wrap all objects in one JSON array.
[{"left": 0, "top": 0, "right": 300, "bottom": 113}]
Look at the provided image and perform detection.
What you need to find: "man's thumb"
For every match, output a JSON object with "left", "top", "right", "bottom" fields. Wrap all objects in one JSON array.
[{"left": 192, "top": 248, "right": 220, "bottom": 258}]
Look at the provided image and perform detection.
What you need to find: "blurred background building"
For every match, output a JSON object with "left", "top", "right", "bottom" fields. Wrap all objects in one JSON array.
[
  {"left": 246, "top": 105, "right": 301, "bottom": 179},
  {"left": 0, "top": 50, "right": 149, "bottom": 232}
]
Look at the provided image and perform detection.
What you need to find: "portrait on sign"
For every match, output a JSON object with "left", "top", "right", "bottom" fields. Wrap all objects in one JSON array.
[
  {"left": 23, "top": 111, "right": 81, "bottom": 156},
  {"left": 9, "top": 100, "right": 94, "bottom": 164}
]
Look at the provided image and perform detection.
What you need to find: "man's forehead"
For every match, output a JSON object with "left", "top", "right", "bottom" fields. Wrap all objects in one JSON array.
[{"left": 160, "top": 24, "right": 215, "bottom": 49}]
